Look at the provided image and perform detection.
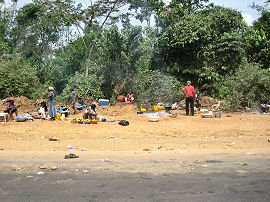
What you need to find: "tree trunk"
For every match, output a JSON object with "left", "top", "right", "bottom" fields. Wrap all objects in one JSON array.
[{"left": 85, "top": 0, "right": 119, "bottom": 77}]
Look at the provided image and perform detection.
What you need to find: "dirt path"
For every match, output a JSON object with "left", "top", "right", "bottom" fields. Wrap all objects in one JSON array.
[{"left": 0, "top": 105, "right": 269, "bottom": 153}]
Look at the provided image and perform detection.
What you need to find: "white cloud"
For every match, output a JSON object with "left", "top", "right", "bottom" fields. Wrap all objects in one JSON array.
[{"left": 242, "top": 12, "right": 254, "bottom": 26}]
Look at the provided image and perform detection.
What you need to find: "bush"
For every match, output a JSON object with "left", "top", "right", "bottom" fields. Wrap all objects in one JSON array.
[
  {"left": 60, "top": 72, "right": 104, "bottom": 103},
  {"left": 220, "top": 63, "right": 270, "bottom": 111},
  {"left": 132, "top": 70, "right": 183, "bottom": 106},
  {"left": 0, "top": 54, "right": 43, "bottom": 99}
]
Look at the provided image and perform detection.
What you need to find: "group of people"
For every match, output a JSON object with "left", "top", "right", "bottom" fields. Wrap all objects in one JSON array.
[
  {"left": 182, "top": 81, "right": 202, "bottom": 116},
  {"left": 47, "top": 87, "right": 77, "bottom": 120},
  {"left": 4, "top": 81, "right": 200, "bottom": 120}
]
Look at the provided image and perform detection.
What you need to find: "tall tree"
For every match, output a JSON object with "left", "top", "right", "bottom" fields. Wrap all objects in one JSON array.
[{"left": 154, "top": 5, "right": 246, "bottom": 93}]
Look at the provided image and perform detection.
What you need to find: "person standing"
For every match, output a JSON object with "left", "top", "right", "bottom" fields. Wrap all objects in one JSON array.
[
  {"left": 195, "top": 90, "right": 202, "bottom": 110},
  {"left": 69, "top": 88, "right": 77, "bottom": 114},
  {"left": 182, "top": 81, "right": 195, "bottom": 116},
  {"left": 48, "top": 86, "right": 56, "bottom": 120}
]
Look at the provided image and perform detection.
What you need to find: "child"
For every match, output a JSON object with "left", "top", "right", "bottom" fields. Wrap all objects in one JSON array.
[
  {"left": 195, "top": 90, "right": 202, "bottom": 109},
  {"left": 38, "top": 101, "right": 48, "bottom": 119}
]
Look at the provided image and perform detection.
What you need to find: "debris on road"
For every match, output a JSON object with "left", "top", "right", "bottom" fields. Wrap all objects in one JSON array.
[
  {"left": 49, "top": 138, "right": 60, "bottom": 141},
  {"left": 64, "top": 153, "right": 79, "bottom": 159},
  {"left": 66, "top": 145, "right": 73, "bottom": 149},
  {"left": 13, "top": 168, "right": 21, "bottom": 171},
  {"left": 39, "top": 165, "right": 47, "bottom": 169},
  {"left": 37, "top": 171, "right": 45, "bottom": 175},
  {"left": 178, "top": 149, "right": 187, "bottom": 154},
  {"left": 102, "top": 159, "right": 111, "bottom": 162}
]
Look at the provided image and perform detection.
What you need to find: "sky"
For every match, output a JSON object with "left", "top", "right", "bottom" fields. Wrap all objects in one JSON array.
[{"left": 4, "top": 0, "right": 269, "bottom": 26}]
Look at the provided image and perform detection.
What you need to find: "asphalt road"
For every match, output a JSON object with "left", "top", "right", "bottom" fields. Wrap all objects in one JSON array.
[{"left": 0, "top": 151, "right": 270, "bottom": 202}]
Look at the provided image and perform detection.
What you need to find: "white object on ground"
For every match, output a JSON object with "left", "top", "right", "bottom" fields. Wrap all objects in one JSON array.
[{"left": 148, "top": 114, "right": 159, "bottom": 122}]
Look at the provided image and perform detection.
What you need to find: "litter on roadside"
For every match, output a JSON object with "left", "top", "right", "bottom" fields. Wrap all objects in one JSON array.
[
  {"left": 49, "top": 138, "right": 59, "bottom": 141},
  {"left": 66, "top": 145, "right": 73, "bottom": 149},
  {"left": 64, "top": 153, "right": 79, "bottom": 159}
]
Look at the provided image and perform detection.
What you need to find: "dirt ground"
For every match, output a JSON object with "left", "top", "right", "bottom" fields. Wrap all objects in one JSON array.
[{"left": 0, "top": 103, "right": 269, "bottom": 154}]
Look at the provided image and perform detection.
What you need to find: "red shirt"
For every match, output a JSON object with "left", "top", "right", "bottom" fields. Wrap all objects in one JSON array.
[{"left": 183, "top": 85, "right": 194, "bottom": 97}]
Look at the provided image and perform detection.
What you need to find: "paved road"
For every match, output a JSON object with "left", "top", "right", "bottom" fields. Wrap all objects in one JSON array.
[{"left": 0, "top": 151, "right": 270, "bottom": 201}]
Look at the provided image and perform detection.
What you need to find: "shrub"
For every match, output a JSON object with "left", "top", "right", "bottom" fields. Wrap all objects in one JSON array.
[
  {"left": 0, "top": 54, "right": 42, "bottom": 99},
  {"left": 60, "top": 72, "right": 104, "bottom": 103},
  {"left": 220, "top": 63, "right": 270, "bottom": 111}
]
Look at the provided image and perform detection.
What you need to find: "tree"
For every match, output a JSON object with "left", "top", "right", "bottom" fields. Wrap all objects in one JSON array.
[
  {"left": 13, "top": 0, "right": 77, "bottom": 60},
  {"left": 244, "top": 28, "right": 270, "bottom": 69},
  {"left": 154, "top": 5, "right": 246, "bottom": 94}
]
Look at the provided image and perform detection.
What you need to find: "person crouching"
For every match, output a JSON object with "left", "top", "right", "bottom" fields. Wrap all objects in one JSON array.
[
  {"left": 83, "top": 104, "right": 97, "bottom": 120},
  {"left": 4, "top": 97, "right": 18, "bottom": 120}
]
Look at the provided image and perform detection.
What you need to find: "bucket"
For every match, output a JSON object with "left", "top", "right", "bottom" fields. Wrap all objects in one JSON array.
[
  {"left": 56, "top": 113, "right": 61, "bottom": 120},
  {"left": 215, "top": 111, "right": 221, "bottom": 118},
  {"left": 117, "top": 95, "right": 125, "bottom": 102},
  {"left": 154, "top": 106, "right": 159, "bottom": 111}
]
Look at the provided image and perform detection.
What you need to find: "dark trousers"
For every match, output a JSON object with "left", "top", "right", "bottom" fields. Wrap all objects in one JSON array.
[{"left": 185, "top": 96, "right": 194, "bottom": 115}]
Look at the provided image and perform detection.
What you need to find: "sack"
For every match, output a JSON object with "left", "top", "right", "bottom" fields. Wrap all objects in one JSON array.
[{"left": 118, "top": 120, "right": 129, "bottom": 126}]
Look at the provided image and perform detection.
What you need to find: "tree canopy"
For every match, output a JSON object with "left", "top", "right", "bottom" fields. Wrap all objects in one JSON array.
[{"left": 0, "top": 0, "right": 269, "bottom": 110}]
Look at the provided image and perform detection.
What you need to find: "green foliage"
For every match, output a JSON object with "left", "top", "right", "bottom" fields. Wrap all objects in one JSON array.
[
  {"left": 156, "top": 5, "right": 247, "bottom": 94},
  {"left": 220, "top": 63, "right": 270, "bottom": 111},
  {"left": 244, "top": 27, "right": 270, "bottom": 69},
  {"left": 0, "top": 54, "right": 42, "bottom": 99},
  {"left": 132, "top": 70, "right": 183, "bottom": 105},
  {"left": 61, "top": 72, "right": 104, "bottom": 103},
  {"left": 253, "top": 11, "right": 270, "bottom": 36}
]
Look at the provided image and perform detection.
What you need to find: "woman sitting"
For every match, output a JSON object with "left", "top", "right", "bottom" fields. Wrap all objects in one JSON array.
[
  {"left": 4, "top": 97, "right": 18, "bottom": 120},
  {"left": 83, "top": 104, "right": 97, "bottom": 119}
]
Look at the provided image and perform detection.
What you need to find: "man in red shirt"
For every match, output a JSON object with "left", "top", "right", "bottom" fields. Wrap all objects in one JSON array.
[{"left": 182, "top": 81, "right": 195, "bottom": 116}]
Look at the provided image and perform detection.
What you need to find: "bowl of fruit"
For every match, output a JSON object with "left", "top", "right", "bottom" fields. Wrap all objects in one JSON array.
[
  {"left": 77, "top": 118, "right": 83, "bottom": 124},
  {"left": 84, "top": 119, "right": 91, "bottom": 124}
]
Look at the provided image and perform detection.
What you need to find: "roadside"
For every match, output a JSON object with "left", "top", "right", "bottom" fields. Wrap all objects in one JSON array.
[{"left": 0, "top": 150, "right": 270, "bottom": 201}]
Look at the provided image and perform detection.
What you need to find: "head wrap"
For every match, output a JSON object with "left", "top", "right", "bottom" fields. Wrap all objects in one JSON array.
[{"left": 187, "top": 81, "right": 191, "bottom": 85}]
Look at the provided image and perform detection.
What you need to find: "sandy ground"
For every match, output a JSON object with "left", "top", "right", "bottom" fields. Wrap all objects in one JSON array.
[
  {"left": 1, "top": 104, "right": 270, "bottom": 201},
  {"left": 0, "top": 104, "right": 269, "bottom": 153}
]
